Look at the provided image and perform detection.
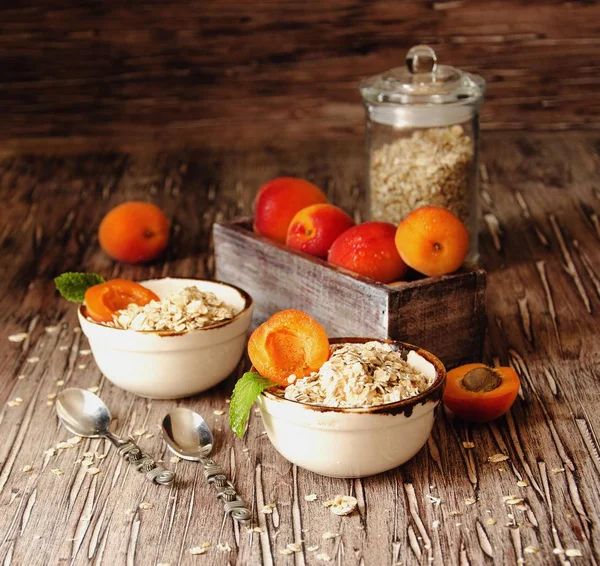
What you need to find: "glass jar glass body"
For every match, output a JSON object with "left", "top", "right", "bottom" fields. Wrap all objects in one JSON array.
[{"left": 365, "top": 112, "right": 480, "bottom": 263}]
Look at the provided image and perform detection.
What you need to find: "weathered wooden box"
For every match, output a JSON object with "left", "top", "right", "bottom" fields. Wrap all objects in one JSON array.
[{"left": 213, "top": 219, "right": 487, "bottom": 369}]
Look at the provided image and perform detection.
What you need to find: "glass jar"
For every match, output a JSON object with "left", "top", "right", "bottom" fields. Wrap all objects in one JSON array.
[{"left": 360, "top": 45, "right": 485, "bottom": 262}]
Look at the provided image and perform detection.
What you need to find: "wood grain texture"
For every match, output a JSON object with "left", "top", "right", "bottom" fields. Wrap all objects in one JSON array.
[
  {"left": 1, "top": 1, "right": 600, "bottom": 154},
  {"left": 0, "top": 131, "right": 599, "bottom": 565},
  {"left": 213, "top": 219, "right": 486, "bottom": 369}
]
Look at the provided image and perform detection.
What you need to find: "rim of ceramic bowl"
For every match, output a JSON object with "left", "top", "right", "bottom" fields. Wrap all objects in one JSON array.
[
  {"left": 260, "top": 337, "right": 446, "bottom": 416},
  {"left": 79, "top": 279, "right": 253, "bottom": 336}
]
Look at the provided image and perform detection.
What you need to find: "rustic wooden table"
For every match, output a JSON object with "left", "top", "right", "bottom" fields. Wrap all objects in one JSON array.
[{"left": 1, "top": 131, "right": 599, "bottom": 565}]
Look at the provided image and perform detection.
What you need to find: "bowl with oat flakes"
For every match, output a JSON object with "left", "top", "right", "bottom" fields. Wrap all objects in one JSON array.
[
  {"left": 78, "top": 278, "right": 253, "bottom": 399},
  {"left": 256, "top": 338, "right": 445, "bottom": 478}
]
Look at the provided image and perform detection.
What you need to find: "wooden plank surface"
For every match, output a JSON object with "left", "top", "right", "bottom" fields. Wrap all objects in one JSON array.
[
  {"left": 1, "top": 1, "right": 600, "bottom": 154},
  {"left": 0, "top": 131, "right": 599, "bottom": 565}
]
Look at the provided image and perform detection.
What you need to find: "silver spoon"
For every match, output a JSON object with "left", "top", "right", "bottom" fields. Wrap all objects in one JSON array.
[
  {"left": 162, "top": 408, "right": 251, "bottom": 523},
  {"left": 56, "top": 388, "right": 174, "bottom": 486}
]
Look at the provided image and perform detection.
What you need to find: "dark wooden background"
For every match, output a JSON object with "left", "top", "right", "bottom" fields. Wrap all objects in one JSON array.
[{"left": 1, "top": 0, "right": 599, "bottom": 154}]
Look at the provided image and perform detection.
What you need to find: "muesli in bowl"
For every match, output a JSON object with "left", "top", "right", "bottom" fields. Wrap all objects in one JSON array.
[
  {"left": 230, "top": 310, "right": 445, "bottom": 478},
  {"left": 61, "top": 276, "right": 253, "bottom": 399}
]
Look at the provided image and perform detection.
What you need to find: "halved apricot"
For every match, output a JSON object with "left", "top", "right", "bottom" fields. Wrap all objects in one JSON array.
[
  {"left": 248, "top": 309, "right": 330, "bottom": 386},
  {"left": 443, "top": 363, "right": 520, "bottom": 422},
  {"left": 84, "top": 279, "right": 160, "bottom": 323}
]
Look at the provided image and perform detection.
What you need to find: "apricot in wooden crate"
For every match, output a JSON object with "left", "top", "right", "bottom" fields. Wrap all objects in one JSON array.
[
  {"left": 328, "top": 221, "right": 408, "bottom": 283},
  {"left": 253, "top": 177, "right": 327, "bottom": 244},
  {"left": 395, "top": 206, "right": 469, "bottom": 277},
  {"left": 286, "top": 203, "right": 355, "bottom": 259}
]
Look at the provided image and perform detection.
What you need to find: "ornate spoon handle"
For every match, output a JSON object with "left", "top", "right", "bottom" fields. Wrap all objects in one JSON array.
[
  {"left": 200, "top": 457, "right": 251, "bottom": 523},
  {"left": 107, "top": 433, "right": 175, "bottom": 486}
]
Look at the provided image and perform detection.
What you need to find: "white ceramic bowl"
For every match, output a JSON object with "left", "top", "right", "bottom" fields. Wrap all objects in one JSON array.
[
  {"left": 78, "top": 278, "right": 253, "bottom": 399},
  {"left": 257, "top": 338, "right": 446, "bottom": 478}
]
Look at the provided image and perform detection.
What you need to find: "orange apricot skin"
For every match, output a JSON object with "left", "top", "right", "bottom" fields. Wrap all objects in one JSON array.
[
  {"left": 328, "top": 222, "right": 408, "bottom": 283},
  {"left": 286, "top": 204, "right": 355, "bottom": 259},
  {"left": 253, "top": 178, "right": 328, "bottom": 244},
  {"left": 84, "top": 280, "right": 160, "bottom": 323},
  {"left": 443, "top": 363, "right": 520, "bottom": 422},
  {"left": 247, "top": 309, "right": 330, "bottom": 386},
  {"left": 395, "top": 206, "right": 469, "bottom": 277},
  {"left": 99, "top": 201, "right": 170, "bottom": 264}
]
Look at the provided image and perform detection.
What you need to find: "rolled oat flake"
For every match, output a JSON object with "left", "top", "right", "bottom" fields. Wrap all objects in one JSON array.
[{"left": 360, "top": 45, "right": 485, "bottom": 262}]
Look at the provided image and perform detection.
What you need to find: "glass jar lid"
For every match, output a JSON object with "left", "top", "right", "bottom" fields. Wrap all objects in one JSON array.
[{"left": 360, "top": 45, "right": 485, "bottom": 127}]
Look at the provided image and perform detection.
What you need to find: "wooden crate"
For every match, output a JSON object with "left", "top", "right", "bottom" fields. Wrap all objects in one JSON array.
[{"left": 213, "top": 219, "right": 487, "bottom": 369}]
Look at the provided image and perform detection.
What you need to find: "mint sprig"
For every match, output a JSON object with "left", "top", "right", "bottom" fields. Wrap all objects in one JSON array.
[
  {"left": 229, "top": 371, "right": 278, "bottom": 437},
  {"left": 55, "top": 272, "right": 105, "bottom": 302}
]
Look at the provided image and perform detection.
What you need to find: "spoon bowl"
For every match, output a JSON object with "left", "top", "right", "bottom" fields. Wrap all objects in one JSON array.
[
  {"left": 161, "top": 408, "right": 250, "bottom": 523},
  {"left": 162, "top": 407, "right": 213, "bottom": 461},
  {"left": 55, "top": 388, "right": 174, "bottom": 486},
  {"left": 56, "top": 388, "right": 112, "bottom": 438}
]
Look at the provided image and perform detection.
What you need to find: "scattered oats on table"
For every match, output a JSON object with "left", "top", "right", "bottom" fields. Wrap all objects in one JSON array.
[
  {"left": 316, "top": 553, "right": 332, "bottom": 562},
  {"left": 323, "top": 495, "right": 358, "bottom": 516},
  {"left": 139, "top": 502, "right": 154, "bottom": 510},
  {"left": 27, "top": 357, "right": 40, "bottom": 363},
  {"left": 213, "top": 409, "right": 225, "bottom": 416},
  {"left": 322, "top": 532, "right": 339, "bottom": 540},
  {"left": 189, "top": 547, "right": 208, "bottom": 555},
  {"left": 217, "top": 542, "right": 231, "bottom": 552},
  {"left": 503, "top": 496, "right": 524, "bottom": 505},
  {"left": 488, "top": 453, "right": 509, "bottom": 463},
  {"left": 287, "top": 543, "right": 302, "bottom": 553},
  {"left": 103, "top": 286, "right": 236, "bottom": 332},
  {"left": 22, "top": 464, "right": 33, "bottom": 473},
  {"left": 8, "top": 332, "right": 28, "bottom": 343},
  {"left": 369, "top": 125, "right": 474, "bottom": 226},
  {"left": 426, "top": 494, "right": 441, "bottom": 505},
  {"left": 284, "top": 341, "right": 434, "bottom": 408},
  {"left": 86, "top": 467, "right": 101, "bottom": 476},
  {"left": 261, "top": 503, "right": 276, "bottom": 514},
  {"left": 305, "top": 493, "right": 318, "bottom": 502},
  {"left": 462, "top": 441, "right": 475, "bottom": 449}
]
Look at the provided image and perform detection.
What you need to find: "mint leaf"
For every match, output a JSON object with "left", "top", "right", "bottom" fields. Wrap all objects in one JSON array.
[
  {"left": 229, "top": 372, "right": 278, "bottom": 438},
  {"left": 55, "top": 272, "right": 105, "bottom": 302}
]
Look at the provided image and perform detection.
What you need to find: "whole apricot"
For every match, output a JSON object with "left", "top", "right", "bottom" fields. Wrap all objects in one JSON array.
[
  {"left": 253, "top": 177, "right": 327, "bottom": 244},
  {"left": 328, "top": 222, "right": 408, "bottom": 283},
  {"left": 286, "top": 204, "right": 355, "bottom": 259},
  {"left": 395, "top": 206, "right": 469, "bottom": 276},
  {"left": 98, "top": 201, "right": 170, "bottom": 263}
]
